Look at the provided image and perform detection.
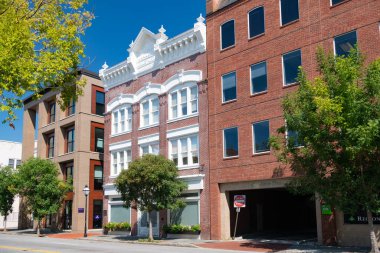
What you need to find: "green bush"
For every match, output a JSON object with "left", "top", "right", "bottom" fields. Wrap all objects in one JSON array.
[
  {"left": 163, "top": 224, "right": 201, "bottom": 234},
  {"left": 104, "top": 221, "right": 131, "bottom": 231}
]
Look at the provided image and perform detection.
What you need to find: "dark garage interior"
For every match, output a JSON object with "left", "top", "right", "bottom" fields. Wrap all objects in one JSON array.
[{"left": 229, "top": 188, "right": 317, "bottom": 241}]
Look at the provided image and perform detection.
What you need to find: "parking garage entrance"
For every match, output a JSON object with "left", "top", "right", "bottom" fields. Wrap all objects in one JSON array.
[{"left": 229, "top": 188, "right": 317, "bottom": 241}]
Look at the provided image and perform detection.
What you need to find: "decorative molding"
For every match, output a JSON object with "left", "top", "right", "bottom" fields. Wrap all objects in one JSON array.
[
  {"left": 109, "top": 139, "right": 132, "bottom": 152},
  {"left": 166, "top": 124, "right": 199, "bottom": 139},
  {"left": 137, "top": 133, "right": 160, "bottom": 145},
  {"left": 99, "top": 15, "right": 206, "bottom": 91},
  {"left": 105, "top": 70, "right": 202, "bottom": 113}
]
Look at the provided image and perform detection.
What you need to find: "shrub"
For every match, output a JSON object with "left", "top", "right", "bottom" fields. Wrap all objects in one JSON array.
[
  {"left": 163, "top": 224, "right": 201, "bottom": 234},
  {"left": 104, "top": 221, "right": 131, "bottom": 231}
]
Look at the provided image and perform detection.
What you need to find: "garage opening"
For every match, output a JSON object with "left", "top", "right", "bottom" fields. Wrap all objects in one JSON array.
[{"left": 229, "top": 188, "right": 317, "bottom": 241}]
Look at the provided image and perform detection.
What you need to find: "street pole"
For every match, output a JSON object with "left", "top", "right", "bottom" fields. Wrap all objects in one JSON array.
[
  {"left": 232, "top": 207, "right": 240, "bottom": 240},
  {"left": 84, "top": 194, "right": 88, "bottom": 238}
]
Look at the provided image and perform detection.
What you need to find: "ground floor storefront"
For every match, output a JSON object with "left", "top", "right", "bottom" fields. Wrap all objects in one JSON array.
[{"left": 103, "top": 174, "right": 207, "bottom": 238}]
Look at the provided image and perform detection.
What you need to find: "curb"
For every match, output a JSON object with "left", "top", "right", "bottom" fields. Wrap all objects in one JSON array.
[{"left": 76, "top": 237, "right": 197, "bottom": 248}]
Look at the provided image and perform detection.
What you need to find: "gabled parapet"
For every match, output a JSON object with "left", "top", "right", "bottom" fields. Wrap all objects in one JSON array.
[{"left": 99, "top": 15, "right": 206, "bottom": 91}]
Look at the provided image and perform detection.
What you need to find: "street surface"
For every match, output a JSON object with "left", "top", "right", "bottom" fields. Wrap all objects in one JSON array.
[{"left": 0, "top": 234, "right": 244, "bottom": 253}]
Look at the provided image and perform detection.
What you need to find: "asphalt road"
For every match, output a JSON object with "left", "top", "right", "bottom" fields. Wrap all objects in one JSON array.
[{"left": 0, "top": 234, "right": 243, "bottom": 253}]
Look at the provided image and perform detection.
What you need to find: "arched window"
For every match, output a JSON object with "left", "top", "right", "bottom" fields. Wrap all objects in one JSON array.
[
  {"left": 168, "top": 82, "right": 198, "bottom": 120},
  {"left": 140, "top": 95, "right": 159, "bottom": 128},
  {"left": 112, "top": 105, "right": 132, "bottom": 135}
]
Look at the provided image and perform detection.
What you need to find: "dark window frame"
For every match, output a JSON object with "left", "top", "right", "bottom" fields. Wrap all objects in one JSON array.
[
  {"left": 250, "top": 61, "right": 268, "bottom": 94},
  {"left": 222, "top": 71, "right": 237, "bottom": 103},
  {"left": 94, "top": 165, "right": 103, "bottom": 191},
  {"left": 248, "top": 6, "right": 265, "bottom": 39},
  {"left": 48, "top": 101, "right": 56, "bottom": 124},
  {"left": 280, "top": 0, "right": 300, "bottom": 26},
  {"left": 66, "top": 127, "right": 75, "bottom": 153},
  {"left": 47, "top": 134, "right": 55, "bottom": 158},
  {"left": 220, "top": 19, "right": 235, "bottom": 50},
  {"left": 334, "top": 30, "right": 357, "bottom": 57},
  {"left": 223, "top": 127, "right": 239, "bottom": 158},
  {"left": 67, "top": 99, "right": 76, "bottom": 116},
  {"left": 253, "top": 120, "right": 270, "bottom": 153},
  {"left": 282, "top": 49, "right": 302, "bottom": 86}
]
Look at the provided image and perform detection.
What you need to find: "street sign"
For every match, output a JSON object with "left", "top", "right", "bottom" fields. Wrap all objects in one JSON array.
[
  {"left": 78, "top": 208, "right": 84, "bottom": 213},
  {"left": 234, "top": 195, "right": 246, "bottom": 208}
]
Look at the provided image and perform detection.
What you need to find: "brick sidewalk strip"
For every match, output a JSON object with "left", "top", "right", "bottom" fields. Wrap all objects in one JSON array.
[
  {"left": 47, "top": 233, "right": 101, "bottom": 239},
  {"left": 195, "top": 241, "right": 290, "bottom": 252}
]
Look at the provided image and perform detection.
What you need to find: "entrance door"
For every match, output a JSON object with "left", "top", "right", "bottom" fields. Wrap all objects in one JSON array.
[
  {"left": 93, "top": 200, "right": 103, "bottom": 229},
  {"left": 64, "top": 200, "right": 72, "bottom": 230},
  {"left": 138, "top": 210, "right": 159, "bottom": 237}
]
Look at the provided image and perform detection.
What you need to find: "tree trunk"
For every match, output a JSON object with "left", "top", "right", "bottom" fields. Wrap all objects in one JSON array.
[
  {"left": 148, "top": 211, "right": 153, "bottom": 241},
  {"left": 367, "top": 210, "right": 379, "bottom": 253},
  {"left": 3, "top": 216, "right": 7, "bottom": 232},
  {"left": 37, "top": 219, "right": 41, "bottom": 237}
]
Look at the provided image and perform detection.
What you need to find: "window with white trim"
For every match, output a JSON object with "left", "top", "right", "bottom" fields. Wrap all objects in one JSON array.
[
  {"left": 140, "top": 142, "right": 159, "bottom": 156},
  {"left": 140, "top": 96, "right": 159, "bottom": 128},
  {"left": 169, "top": 84, "right": 198, "bottom": 120},
  {"left": 112, "top": 106, "right": 132, "bottom": 135},
  {"left": 111, "top": 149, "right": 132, "bottom": 176},
  {"left": 169, "top": 135, "right": 199, "bottom": 168}
]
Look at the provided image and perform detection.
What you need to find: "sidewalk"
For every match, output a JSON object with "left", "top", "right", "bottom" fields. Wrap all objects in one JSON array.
[{"left": 1, "top": 229, "right": 371, "bottom": 253}]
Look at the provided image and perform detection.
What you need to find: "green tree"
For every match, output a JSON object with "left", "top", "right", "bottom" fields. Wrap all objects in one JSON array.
[
  {"left": 16, "top": 158, "right": 71, "bottom": 236},
  {"left": 115, "top": 154, "right": 187, "bottom": 241},
  {"left": 0, "top": 166, "right": 17, "bottom": 231},
  {"left": 271, "top": 48, "right": 380, "bottom": 252},
  {"left": 0, "top": 0, "right": 93, "bottom": 125}
]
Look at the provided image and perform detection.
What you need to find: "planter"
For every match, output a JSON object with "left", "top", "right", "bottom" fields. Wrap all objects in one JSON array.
[
  {"left": 166, "top": 232, "right": 200, "bottom": 239},
  {"left": 108, "top": 230, "right": 131, "bottom": 236}
]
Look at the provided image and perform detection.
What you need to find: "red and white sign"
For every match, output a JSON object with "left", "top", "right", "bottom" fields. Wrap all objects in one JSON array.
[{"left": 233, "top": 195, "right": 246, "bottom": 208}]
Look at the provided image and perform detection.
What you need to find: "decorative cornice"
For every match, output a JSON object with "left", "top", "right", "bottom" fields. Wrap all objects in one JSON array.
[{"left": 99, "top": 15, "right": 206, "bottom": 91}]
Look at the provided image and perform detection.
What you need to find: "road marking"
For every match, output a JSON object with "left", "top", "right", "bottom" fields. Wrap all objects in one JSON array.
[{"left": 0, "top": 245, "right": 60, "bottom": 253}]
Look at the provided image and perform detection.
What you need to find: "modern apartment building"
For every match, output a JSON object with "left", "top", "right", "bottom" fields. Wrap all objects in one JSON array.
[
  {"left": 206, "top": 0, "right": 380, "bottom": 247},
  {"left": 22, "top": 69, "right": 105, "bottom": 232},
  {"left": 0, "top": 140, "right": 22, "bottom": 229},
  {"left": 100, "top": 16, "right": 210, "bottom": 238}
]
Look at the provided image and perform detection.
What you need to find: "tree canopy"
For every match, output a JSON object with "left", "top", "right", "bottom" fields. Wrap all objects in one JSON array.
[
  {"left": 0, "top": 0, "right": 93, "bottom": 125},
  {"left": 115, "top": 154, "right": 187, "bottom": 240},
  {"left": 0, "top": 166, "right": 17, "bottom": 231},
  {"left": 271, "top": 48, "right": 380, "bottom": 252},
  {"left": 16, "top": 157, "right": 71, "bottom": 235}
]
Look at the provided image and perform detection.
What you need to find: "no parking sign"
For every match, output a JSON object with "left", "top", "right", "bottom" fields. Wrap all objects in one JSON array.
[{"left": 233, "top": 195, "right": 246, "bottom": 208}]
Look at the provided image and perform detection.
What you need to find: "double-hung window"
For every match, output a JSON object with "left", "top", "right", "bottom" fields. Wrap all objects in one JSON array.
[
  {"left": 111, "top": 149, "right": 132, "bottom": 176},
  {"left": 253, "top": 120, "right": 270, "bottom": 153},
  {"left": 140, "top": 143, "right": 159, "bottom": 156},
  {"left": 47, "top": 134, "right": 55, "bottom": 158},
  {"left": 169, "top": 84, "right": 198, "bottom": 120},
  {"left": 169, "top": 135, "right": 199, "bottom": 168},
  {"left": 66, "top": 128, "right": 75, "bottom": 153},
  {"left": 140, "top": 97, "right": 159, "bottom": 128},
  {"left": 223, "top": 127, "right": 239, "bottom": 158},
  {"left": 280, "top": 0, "right": 299, "bottom": 26},
  {"left": 221, "top": 20, "right": 235, "bottom": 50},
  {"left": 94, "top": 165, "right": 103, "bottom": 190},
  {"left": 68, "top": 99, "right": 76, "bottom": 116},
  {"left": 95, "top": 91, "right": 105, "bottom": 116},
  {"left": 248, "top": 6, "right": 265, "bottom": 38},
  {"left": 251, "top": 61, "right": 267, "bottom": 94},
  {"left": 334, "top": 31, "right": 357, "bottom": 57},
  {"left": 222, "top": 72, "right": 237, "bottom": 102},
  {"left": 95, "top": 128, "right": 104, "bottom": 153},
  {"left": 283, "top": 49, "right": 302, "bottom": 86},
  {"left": 48, "top": 101, "right": 56, "bottom": 124},
  {"left": 112, "top": 106, "right": 132, "bottom": 135},
  {"left": 287, "top": 129, "right": 303, "bottom": 147}
]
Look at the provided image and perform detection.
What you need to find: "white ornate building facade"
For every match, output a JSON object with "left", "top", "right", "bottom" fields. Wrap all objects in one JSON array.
[{"left": 100, "top": 15, "right": 211, "bottom": 238}]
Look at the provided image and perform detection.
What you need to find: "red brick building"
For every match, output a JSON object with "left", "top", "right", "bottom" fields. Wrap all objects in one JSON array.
[
  {"left": 206, "top": 0, "right": 380, "bottom": 247},
  {"left": 100, "top": 16, "right": 211, "bottom": 239}
]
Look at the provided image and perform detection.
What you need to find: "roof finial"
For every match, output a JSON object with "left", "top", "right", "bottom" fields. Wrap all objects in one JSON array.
[
  {"left": 159, "top": 25, "right": 166, "bottom": 34},
  {"left": 102, "top": 62, "right": 108, "bottom": 69},
  {"left": 197, "top": 13, "right": 205, "bottom": 23}
]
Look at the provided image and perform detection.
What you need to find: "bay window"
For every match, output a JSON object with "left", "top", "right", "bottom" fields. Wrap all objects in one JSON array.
[{"left": 169, "top": 84, "right": 198, "bottom": 120}]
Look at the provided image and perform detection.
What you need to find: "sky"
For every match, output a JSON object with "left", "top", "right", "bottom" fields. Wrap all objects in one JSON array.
[{"left": 0, "top": 0, "right": 206, "bottom": 143}]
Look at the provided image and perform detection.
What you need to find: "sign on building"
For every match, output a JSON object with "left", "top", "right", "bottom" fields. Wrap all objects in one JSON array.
[{"left": 233, "top": 195, "right": 246, "bottom": 208}]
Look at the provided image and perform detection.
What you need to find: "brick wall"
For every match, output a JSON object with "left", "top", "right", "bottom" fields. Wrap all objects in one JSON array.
[{"left": 206, "top": 0, "right": 380, "bottom": 241}]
